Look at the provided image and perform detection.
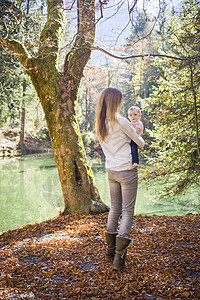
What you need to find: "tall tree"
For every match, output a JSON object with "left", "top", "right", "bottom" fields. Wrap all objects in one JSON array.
[{"left": 1, "top": 0, "right": 108, "bottom": 214}]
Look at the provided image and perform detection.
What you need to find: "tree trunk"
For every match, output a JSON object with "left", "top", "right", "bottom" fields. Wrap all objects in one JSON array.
[
  {"left": 25, "top": 57, "right": 108, "bottom": 214},
  {"left": 85, "top": 88, "right": 88, "bottom": 131},
  {"left": 19, "top": 78, "right": 26, "bottom": 154},
  {"left": 189, "top": 63, "right": 200, "bottom": 156}
]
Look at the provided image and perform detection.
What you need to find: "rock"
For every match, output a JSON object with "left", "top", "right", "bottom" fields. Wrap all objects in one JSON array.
[{"left": 6, "top": 292, "right": 35, "bottom": 299}]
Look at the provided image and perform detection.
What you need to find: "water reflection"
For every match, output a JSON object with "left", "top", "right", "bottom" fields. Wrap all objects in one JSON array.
[
  {"left": 0, "top": 153, "right": 199, "bottom": 232},
  {"left": 0, "top": 154, "right": 64, "bottom": 232}
]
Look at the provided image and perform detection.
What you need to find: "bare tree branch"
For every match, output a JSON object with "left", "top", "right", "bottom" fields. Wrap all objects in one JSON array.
[
  {"left": 142, "top": 165, "right": 200, "bottom": 181},
  {"left": 91, "top": 46, "right": 200, "bottom": 61},
  {"left": 27, "top": 0, "right": 30, "bottom": 16},
  {"left": 129, "top": 0, "right": 137, "bottom": 14},
  {"left": 64, "top": 0, "right": 76, "bottom": 11}
]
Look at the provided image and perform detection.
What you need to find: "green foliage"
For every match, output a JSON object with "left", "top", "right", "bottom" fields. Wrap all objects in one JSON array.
[
  {"left": 82, "top": 131, "right": 96, "bottom": 148},
  {"left": 0, "top": 1, "right": 22, "bottom": 125},
  {"left": 0, "top": 1, "right": 44, "bottom": 127},
  {"left": 35, "top": 127, "right": 51, "bottom": 141},
  {"left": 0, "top": 55, "right": 22, "bottom": 126},
  {"left": 143, "top": 0, "right": 200, "bottom": 198}
]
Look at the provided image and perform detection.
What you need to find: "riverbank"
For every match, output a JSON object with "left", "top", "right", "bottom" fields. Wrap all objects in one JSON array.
[
  {"left": 0, "top": 128, "right": 52, "bottom": 158},
  {"left": 0, "top": 213, "right": 199, "bottom": 299}
]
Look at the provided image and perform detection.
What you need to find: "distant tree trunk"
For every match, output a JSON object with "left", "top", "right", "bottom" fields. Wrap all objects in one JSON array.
[
  {"left": 85, "top": 88, "right": 88, "bottom": 131},
  {"left": 19, "top": 78, "right": 26, "bottom": 154},
  {"left": 88, "top": 94, "right": 92, "bottom": 130},
  {"left": 189, "top": 63, "right": 200, "bottom": 156}
]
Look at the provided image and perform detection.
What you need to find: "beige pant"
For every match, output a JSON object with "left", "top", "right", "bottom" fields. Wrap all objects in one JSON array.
[{"left": 107, "top": 168, "right": 138, "bottom": 238}]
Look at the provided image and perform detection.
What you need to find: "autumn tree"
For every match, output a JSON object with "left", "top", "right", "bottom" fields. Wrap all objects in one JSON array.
[
  {"left": 77, "top": 65, "right": 107, "bottom": 132},
  {"left": 1, "top": 0, "right": 109, "bottom": 214}
]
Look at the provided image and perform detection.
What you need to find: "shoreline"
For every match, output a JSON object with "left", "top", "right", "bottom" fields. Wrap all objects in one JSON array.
[{"left": 0, "top": 128, "right": 52, "bottom": 159}]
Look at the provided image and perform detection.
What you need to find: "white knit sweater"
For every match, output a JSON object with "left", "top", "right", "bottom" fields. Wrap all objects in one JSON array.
[{"left": 99, "top": 116, "right": 145, "bottom": 171}]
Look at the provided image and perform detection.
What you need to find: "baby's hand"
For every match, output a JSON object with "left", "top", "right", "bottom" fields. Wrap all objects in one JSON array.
[
  {"left": 136, "top": 128, "right": 142, "bottom": 136},
  {"left": 133, "top": 163, "right": 138, "bottom": 168}
]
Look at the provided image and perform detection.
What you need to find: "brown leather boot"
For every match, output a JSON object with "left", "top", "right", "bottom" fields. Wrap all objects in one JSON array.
[
  {"left": 105, "top": 232, "right": 118, "bottom": 261},
  {"left": 113, "top": 236, "right": 132, "bottom": 270}
]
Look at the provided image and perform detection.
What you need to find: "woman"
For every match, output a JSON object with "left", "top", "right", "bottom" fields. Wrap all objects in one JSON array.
[{"left": 95, "top": 87, "right": 145, "bottom": 270}]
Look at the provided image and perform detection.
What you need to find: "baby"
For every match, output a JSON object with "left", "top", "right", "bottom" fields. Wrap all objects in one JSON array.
[{"left": 128, "top": 106, "right": 144, "bottom": 167}]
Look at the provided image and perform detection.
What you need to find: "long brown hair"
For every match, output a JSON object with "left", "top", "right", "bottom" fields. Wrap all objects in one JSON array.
[{"left": 95, "top": 87, "right": 122, "bottom": 142}]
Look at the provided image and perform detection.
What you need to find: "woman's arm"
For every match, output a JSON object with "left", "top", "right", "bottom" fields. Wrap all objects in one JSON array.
[{"left": 119, "top": 117, "right": 145, "bottom": 148}]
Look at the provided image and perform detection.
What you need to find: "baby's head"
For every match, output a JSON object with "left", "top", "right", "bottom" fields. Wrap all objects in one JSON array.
[{"left": 128, "top": 106, "right": 141, "bottom": 123}]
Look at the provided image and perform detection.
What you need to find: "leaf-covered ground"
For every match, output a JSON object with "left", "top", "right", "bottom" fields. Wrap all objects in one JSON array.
[{"left": 0, "top": 213, "right": 199, "bottom": 299}]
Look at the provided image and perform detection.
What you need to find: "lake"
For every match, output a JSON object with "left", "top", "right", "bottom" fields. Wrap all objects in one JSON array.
[{"left": 0, "top": 153, "right": 199, "bottom": 233}]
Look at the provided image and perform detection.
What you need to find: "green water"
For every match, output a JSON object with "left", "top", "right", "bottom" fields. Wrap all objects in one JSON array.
[{"left": 0, "top": 154, "right": 199, "bottom": 233}]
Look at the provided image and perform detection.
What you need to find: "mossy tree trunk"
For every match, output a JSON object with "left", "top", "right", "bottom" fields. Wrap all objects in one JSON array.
[{"left": 1, "top": 0, "right": 108, "bottom": 214}]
